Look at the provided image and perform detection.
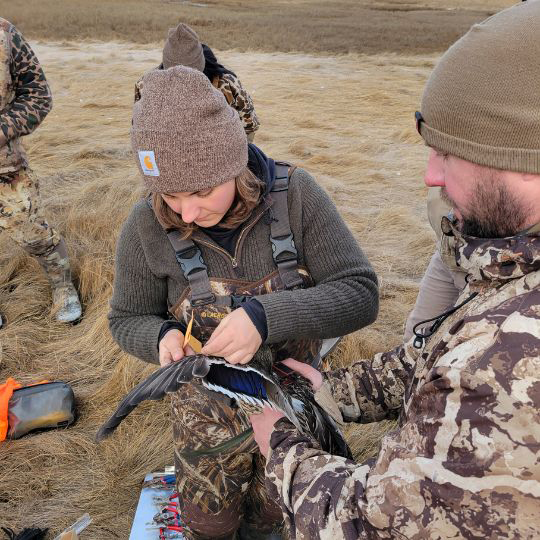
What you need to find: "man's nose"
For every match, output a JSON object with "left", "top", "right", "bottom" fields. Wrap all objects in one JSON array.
[{"left": 424, "top": 149, "right": 446, "bottom": 188}]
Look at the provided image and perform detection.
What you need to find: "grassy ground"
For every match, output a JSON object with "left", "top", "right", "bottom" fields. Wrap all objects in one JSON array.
[
  {"left": 0, "top": 41, "right": 431, "bottom": 537},
  {"left": 1, "top": 0, "right": 513, "bottom": 53},
  {"left": 0, "top": 0, "right": 517, "bottom": 537}
]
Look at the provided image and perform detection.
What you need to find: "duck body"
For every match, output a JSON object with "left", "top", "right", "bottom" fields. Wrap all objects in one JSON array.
[{"left": 97, "top": 349, "right": 352, "bottom": 459}]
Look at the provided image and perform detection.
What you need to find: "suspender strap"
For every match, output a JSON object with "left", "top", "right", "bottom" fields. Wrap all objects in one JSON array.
[
  {"left": 167, "top": 230, "right": 216, "bottom": 307},
  {"left": 167, "top": 230, "right": 247, "bottom": 308},
  {"left": 270, "top": 164, "right": 303, "bottom": 289},
  {"left": 166, "top": 162, "right": 302, "bottom": 304}
]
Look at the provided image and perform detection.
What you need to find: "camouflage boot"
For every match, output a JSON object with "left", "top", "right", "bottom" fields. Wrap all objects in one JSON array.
[{"left": 34, "top": 238, "right": 82, "bottom": 323}]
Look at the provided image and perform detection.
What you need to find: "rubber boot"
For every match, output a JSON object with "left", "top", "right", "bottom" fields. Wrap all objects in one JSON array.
[
  {"left": 35, "top": 238, "right": 82, "bottom": 323},
  {"left": 52, "top": 282, "right": 82, "bottom": 323}
]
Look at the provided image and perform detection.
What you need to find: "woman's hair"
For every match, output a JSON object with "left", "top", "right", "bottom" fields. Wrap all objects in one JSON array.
[
  {"left": 152, "top": 167, "right": 265, "bottom": 238},
  {"left": 202, "top": 44, "right": 236, "bottom": 81}
]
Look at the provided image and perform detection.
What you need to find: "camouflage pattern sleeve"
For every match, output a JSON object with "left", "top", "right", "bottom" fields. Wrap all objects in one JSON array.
[
  {"left": 322, "top": 342, "right": 418, "bottom": 423},
  {"left": 265, "top": 418, "right": 373, "bottom": 539},
  {"left": 217, "top": 73, "right": 260, "bottom": 134},
  {"left": 134, "top": 75, "right": 143, "bottom": 103},
  {"left": 1, "top": 24, "right": 52, "bottom": 140},
  {"left": 266, "top": 289, "right": 540, "bottom": 539}
]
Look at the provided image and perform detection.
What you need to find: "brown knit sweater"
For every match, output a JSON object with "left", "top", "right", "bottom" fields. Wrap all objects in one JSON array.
[{"left": 108, "top": 168, "right": 379, "bottom": 364}]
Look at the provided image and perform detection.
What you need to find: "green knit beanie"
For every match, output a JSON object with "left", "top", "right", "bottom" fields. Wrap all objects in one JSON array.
[{"left": 418, "top": 1, "right": 540, "bottom": 174}]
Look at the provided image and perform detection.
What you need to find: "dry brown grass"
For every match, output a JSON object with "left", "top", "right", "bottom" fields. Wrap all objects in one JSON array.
[
  {"left": 2, "top": 0, "right": 514, "bottom": 54},
  {"left": 0, "top": 2, "right": 514, "bottom": 532},
  {"left": 0, "top": 41, "right": 433, "bottom": 536}
]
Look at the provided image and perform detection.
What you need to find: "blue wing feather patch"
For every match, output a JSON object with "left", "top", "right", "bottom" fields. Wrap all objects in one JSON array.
[{"left": 205, "top": 364, "right": 268, "bottom": 400}]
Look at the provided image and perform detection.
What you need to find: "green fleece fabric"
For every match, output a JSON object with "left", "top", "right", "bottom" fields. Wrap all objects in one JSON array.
[{"left": 108, "top": 167, "right": 379, "bottom": 364}]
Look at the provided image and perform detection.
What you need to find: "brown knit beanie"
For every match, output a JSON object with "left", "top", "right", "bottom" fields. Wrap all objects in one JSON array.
[
  {"left": 162, "top": 23, "right": 205, "bottom": 71},
  {"left": 418, "top": 1, "right": 540, "bottom": 174},
  {"left": 131, "top": 66, "right": 248, "bottom": 193}
]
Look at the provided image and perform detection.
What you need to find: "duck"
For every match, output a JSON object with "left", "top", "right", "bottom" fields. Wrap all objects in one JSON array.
[{"left": 96, "top": 347, "right": 352, "bottom": 459}]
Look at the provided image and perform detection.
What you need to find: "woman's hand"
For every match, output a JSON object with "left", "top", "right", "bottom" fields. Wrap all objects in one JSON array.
[
  {"left": 159, "top": 329, "right": 186, "bottom": 367},
  {"left": 201, "top": 308, "right": 262, "bottom": 364}
]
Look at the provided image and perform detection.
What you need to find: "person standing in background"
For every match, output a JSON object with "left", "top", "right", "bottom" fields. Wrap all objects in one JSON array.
[
  {"left": 135, "top": 23, "right": 260, "bottom": 141},
  {"left": 0, "top": 18, "right": 82, "bottom": 327}
]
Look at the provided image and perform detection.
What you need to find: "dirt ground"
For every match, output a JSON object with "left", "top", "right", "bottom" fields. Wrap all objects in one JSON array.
[{"left": 0, "top": 1, "right": 517, "bottom": 537}]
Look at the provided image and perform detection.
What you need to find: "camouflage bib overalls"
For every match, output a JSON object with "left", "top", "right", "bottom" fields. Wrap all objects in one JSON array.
[{"left": 165, "top": 165, "right": 321, "bottom": 539}]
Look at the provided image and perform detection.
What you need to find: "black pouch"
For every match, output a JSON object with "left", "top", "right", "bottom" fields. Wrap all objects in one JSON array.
[{"left": 7, "top": 382, "right": 76, "bottom": 439}]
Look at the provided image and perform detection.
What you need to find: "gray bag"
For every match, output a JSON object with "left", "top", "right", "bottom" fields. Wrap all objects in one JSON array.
[{"left": 7, "top": 381, "right": 76, "bottom": 439}]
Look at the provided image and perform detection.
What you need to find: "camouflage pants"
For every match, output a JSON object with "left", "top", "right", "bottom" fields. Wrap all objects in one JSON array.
[
  {"left": 172, "top": 384, "right": 283, "bottom": 540},
  {"left": 0, "top": 168, "right": 70, "bottom": 286}
]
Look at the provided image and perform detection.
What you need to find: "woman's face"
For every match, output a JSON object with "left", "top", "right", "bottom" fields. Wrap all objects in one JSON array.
[{"left": 161, "top": 179, "right": 236, "bottom": 227}]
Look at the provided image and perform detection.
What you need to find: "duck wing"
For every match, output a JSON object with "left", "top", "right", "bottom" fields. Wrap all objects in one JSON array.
[
  {"left": 203, "top": 363, "right": 269, "bottom": 404},
  {"left": 96, "top": 355, "right": 213, "bottom": 441},
  {"left": 273, "top": 370, "right": 353, "bottom": 459},
  {"left": 199, "top": 347, "right": 279, "bottom": 409},
  {"left": 303, "top": 397, "right": 353, "bottom": 459}
]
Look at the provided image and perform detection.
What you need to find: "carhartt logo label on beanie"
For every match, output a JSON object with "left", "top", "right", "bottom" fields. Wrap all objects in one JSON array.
[{"left": 138, "top": 150, "right": 160, "bottom": 176}]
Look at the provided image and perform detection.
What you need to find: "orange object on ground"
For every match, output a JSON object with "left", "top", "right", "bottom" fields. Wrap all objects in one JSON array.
[
  {"left": 0, "top": 378, "right": 49, "bottom": 441},
  {"left": 0, "top": 378, "right": 22, "bottom": 441}
]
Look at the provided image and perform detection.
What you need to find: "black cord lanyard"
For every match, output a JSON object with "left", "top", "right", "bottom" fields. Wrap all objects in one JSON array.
[{"left": 413, "top": 292, "right": 479, "bottom": 349}]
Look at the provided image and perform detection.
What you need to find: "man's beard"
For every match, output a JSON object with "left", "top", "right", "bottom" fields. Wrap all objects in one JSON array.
[{"left": 441, "top": 171, "right": 532, "bottom": 238}]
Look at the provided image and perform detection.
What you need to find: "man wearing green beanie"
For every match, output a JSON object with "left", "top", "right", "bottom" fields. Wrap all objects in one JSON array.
[{"left": 250, "top": 2, "right": 540, "bottom": 538}]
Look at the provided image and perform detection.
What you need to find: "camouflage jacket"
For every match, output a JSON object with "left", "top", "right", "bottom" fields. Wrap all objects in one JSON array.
[
  {"left": 0, "top": 18, "right": 52, "bottom": 174},
  {"left": 266, "top": 219, "right": 540, "bottom": 539},
  {"left": 212, "top": 73, "right": 259, "bottom": 134},
  {"left": 135, "top": 70, "right": 259, "bottom": 135}
]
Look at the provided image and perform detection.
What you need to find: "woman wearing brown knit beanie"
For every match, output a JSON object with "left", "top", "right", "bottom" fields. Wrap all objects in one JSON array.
[
  {"left": 134, "top": 22, "right": 260, "bottom": 141},
  {"left": 110, "top": 66, "right": 378, "bottom": 540}
]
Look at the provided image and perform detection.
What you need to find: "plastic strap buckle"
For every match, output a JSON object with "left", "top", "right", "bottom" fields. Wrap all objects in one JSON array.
[
  {"left": 175, "top": 248, "right": 207, "bottom": 278},
  {"left": 191, "top": 293, "right": 216, "bottom": 307},
  {"left": 230, "top": 294, "right": 249, "bottom": 309},
  {"left": 270, "top": 233, "right": 297, "bottom": 262}
]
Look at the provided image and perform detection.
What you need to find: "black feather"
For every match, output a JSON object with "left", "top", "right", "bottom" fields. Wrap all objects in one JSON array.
[{"left": 95, "top": 359, "right": 198, "bottom": 441}]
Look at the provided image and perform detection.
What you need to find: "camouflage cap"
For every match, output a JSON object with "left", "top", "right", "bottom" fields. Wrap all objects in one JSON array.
[{"left": 418, "top": 1, "right": 540, "bottom": 174}]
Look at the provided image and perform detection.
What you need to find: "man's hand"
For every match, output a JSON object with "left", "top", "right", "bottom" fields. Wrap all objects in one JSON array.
[
  {"left": 278, "top": 358, "right": 323, "bottom": 391},
  {"left": 250, "top": 407, "right": 285, "bottom": 458},
  {"left": 159, "top": 329, "right": 187, "bottom": 367},
  {"left": 250, "top": 358, "right": 324, "bottom": 458},
  {"left": 201, "top": 308, "right": 262, "bottom": 364}
]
